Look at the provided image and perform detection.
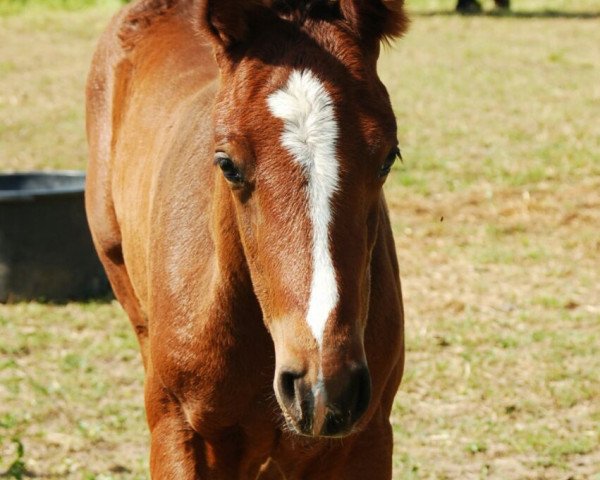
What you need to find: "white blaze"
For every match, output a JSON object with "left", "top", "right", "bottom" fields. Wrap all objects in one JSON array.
[{"left": 267, "top": 69, "right": 340, "bottom": 348}]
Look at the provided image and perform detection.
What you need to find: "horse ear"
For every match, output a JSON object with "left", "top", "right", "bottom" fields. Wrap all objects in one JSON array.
[
  {"left": 339, "top": 0, "right": 409, "bottom": 44},
  {"left": 196, "top": 0, "right": 257, "bottom": 49}
]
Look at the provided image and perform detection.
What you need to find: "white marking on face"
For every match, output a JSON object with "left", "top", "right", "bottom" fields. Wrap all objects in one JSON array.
[
  {"left": 267, "top": 69, "right": 340, "bottom": 348},
  {"left": 311, "top": 375, "right": 327, "bottom": 435}
]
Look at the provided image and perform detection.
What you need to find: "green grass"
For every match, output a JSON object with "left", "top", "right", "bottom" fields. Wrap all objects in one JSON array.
[
  {"left": 0, "top": 0, "right": 124, "bottom": 15},
  {"left": 0, "top": 303, "right": 146, "bottom": 478},
  {"left": 1, "top": 1, "right": 599, "bottom": 478}
]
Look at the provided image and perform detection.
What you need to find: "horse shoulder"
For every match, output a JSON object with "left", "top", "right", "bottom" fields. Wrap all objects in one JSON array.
[{"left": 92, "top": 0, "right": 217, "bottom": 310}]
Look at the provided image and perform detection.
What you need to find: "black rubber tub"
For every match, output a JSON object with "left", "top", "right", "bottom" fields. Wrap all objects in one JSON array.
[{"left": 0, "top": 171, "right": 111, "bottom": 302}]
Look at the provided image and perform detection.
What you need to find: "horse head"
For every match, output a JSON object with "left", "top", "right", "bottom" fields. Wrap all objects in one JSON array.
[{"left": 197, "top": 0, "right": 407, "bottom": 438}]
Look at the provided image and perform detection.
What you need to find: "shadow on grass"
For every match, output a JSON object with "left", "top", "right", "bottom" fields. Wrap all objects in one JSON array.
[{"left": 412, "top": 9, "right": 600, "bottom": 19}]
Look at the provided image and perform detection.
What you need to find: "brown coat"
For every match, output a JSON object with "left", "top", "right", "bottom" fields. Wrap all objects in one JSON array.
[{"left": 86, "top": 0, "right": 408, "bottom": 477}]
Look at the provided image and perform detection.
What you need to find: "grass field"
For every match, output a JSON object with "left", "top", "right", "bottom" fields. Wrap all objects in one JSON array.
[{"left": 1, "top": 1, "right": 599, "bottom": 478}]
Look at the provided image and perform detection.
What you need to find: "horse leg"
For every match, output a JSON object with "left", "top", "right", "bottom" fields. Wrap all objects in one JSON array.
[
  {"left": 144, "top": 365, "right": 203, "bottom": 478},
  {"left": 456, "top": 0, "right": 482, "bottom": 13},
  {"left": 145, "top": 371, "right": 260, "bottom": 479}
]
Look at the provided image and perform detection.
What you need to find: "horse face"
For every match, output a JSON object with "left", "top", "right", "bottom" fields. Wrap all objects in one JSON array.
[{"left": 200, "top": 0, "right": 407, "bottom": 438}]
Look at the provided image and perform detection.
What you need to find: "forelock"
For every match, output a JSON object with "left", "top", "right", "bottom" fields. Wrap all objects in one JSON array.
[{"left": 270, "top": 0, "right": 341, "bottom": 23}]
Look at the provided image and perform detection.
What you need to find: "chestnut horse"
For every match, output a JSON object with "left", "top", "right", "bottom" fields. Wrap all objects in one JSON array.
[{"left": 86, "top": 0, "right": 407, "bottom": 477}]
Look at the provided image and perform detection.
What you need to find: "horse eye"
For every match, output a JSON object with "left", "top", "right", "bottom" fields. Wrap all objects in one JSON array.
[
  {"left": 215, "top": 153, "right": 243, "bottom": 183},
  {"left": 379, "top": 146, "right": 401, "bottom": 178}
]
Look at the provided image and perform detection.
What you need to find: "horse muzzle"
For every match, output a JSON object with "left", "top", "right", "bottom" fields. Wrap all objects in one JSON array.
[{"left": 275, "top": 362, "right": 371, "bottom": 438}]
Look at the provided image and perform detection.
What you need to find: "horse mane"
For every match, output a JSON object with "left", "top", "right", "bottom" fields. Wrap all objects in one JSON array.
[{"left": 270, "top": 0, "right": 341, "bottom": 22}]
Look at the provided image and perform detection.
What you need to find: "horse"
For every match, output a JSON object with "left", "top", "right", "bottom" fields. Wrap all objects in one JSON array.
[{"left": 85, "top": 0, "right": 407, "bottom": 477}]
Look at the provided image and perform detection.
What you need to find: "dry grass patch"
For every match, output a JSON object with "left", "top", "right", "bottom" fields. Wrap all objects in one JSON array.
[{"left": 0, "top": 7, "right": 115, "bottom": 170}]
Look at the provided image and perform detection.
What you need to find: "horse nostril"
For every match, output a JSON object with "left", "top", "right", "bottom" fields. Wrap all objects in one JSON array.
[
  {"left": 277, "top": 369, "right": 315, "bottom": 434},
  {"left": 320, "top": 364, "right": 371, "bottom": 437},
  {"left": 278, "top": 369, "right": 303, "bottom": 406}
]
